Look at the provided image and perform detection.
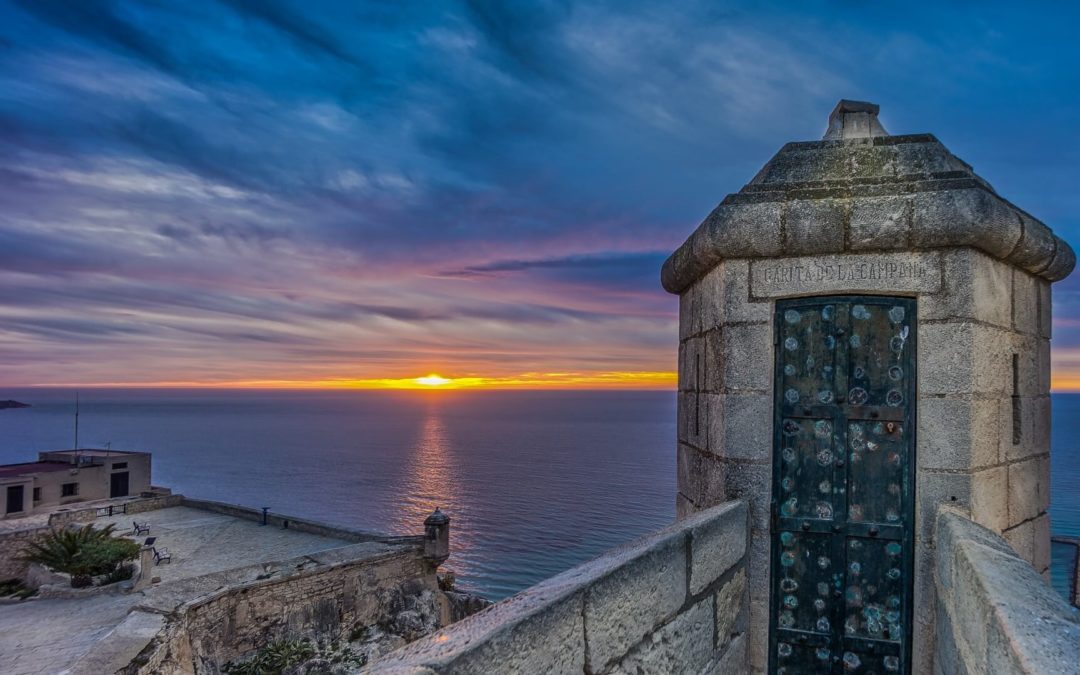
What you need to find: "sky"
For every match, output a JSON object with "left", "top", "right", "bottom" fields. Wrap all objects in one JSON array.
[{"left": 1, "top": 1, "right": 1079, "bottom": 389}]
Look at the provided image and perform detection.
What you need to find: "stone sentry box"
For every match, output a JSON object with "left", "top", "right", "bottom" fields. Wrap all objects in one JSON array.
[{"left": 662, "top": 100, "right": 1075, "bottom": 674}]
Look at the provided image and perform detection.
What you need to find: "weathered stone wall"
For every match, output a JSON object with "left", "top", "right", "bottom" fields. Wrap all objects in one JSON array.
[
  {"left": 121, "top": 544, "right": 435, "bottom": 674},
  {"left": 675, "top": 247, "right": 1053, "bottom": 673},
  {"left": 0, "top": 525, "right": 45, "bottom": 580},
  {"left": 48, "top": 493, "right": 185, "bottom": 527},
  {"left": 934, "top": 507, "right": 1080, "bottom": 674},
  {"left": 368, "top": 500, "right": 749, "bottom": 674}
]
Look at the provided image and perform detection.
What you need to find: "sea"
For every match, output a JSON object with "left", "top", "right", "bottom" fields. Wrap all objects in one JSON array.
[{"left": 0, "top": 389, "right": 1076, "bottom": 603}]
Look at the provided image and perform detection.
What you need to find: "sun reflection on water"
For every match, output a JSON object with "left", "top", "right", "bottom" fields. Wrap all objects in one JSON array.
[{"left": 390, "top": 403, "right": 474, "bottom": 566}]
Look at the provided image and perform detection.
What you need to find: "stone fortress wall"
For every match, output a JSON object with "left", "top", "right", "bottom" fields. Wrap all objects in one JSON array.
[
  {"left": 933, "top": 507, "right": 1080, "bottom": 674},
  {"left": 358, "top": 501, "right": 1080, "bottom": 675},
  {"left": 368, "top": 501, "right": 749, "bottom": 674},
  {"left": 112, "top": 544, "right": 434, "bottom": 674}
]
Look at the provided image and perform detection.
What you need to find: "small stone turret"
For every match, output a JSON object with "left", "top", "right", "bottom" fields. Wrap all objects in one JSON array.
[
  {"left": 664, "top": 99, "right": 1074, "bottom": 673},
  {"left": 423, "top": 507, "right": 450, "bottom": 566}
]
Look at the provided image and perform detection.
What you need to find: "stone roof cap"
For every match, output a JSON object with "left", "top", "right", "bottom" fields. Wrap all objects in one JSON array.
[
  {"left": 424, "top": 507, "right": 450, "bottom": 526},
  {"left": 824, "top": 99, "right": 888, "bottom": 140},
  {"left": 661, "top": 102, "right": 1075, "bottom": 294}
]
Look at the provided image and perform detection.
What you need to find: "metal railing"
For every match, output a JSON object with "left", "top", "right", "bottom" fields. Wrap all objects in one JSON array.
[{"left": 95, "top": 503, "right": 128, "bottom": 517}]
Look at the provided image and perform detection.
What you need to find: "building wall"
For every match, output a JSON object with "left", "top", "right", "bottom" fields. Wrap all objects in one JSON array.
[
  {"left": 675, "top": 247, "right": 1052, "bottom": 673},
  {"left": 35, "top": 453, "right": 153, "bottom": 506},
  {"left": 369, "top": 500, "right": 749, "bottom": 674}
]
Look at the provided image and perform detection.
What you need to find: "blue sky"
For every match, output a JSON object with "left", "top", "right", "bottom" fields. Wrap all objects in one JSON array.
[{"left": 1, "top": 1, "right": 1078, "bottom": 387}]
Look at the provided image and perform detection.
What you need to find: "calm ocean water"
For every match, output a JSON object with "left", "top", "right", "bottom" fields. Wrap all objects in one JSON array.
[
  {"left": 0, "top": 389, "right": 676, "bottom": 600},
  {"left": 0, "top": 389, "right": 1077, "bottom": 602}
]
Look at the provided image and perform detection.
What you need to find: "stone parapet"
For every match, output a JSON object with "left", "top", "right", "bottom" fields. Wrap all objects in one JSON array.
[
  {"left": 934, "top": 507, "right": 1080, "bottom": 674},
  {"left": 179, "top": 497, "right": 423, "bottom": 546},
  {"left": 367, "top": 500, "right": 749, "bottom": 674}
]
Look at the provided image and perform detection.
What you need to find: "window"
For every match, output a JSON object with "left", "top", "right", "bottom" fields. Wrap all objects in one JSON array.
[
  {"left": 61, "top": 482, "right": 79, "bottom": 497},
  {"left": 32, "top": 487, "right": 41, "bottom": 502},
  {"left": 112, "top": 462, "right": 128, "bottom": 470}
]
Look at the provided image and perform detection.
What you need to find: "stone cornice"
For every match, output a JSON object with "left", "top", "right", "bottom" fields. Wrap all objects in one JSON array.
[{"left": 661, "top": 135, "right": 1075, "bottom": 294}]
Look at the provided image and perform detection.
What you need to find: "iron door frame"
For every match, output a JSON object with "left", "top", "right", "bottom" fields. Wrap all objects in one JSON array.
[{"left": 767, "top": 294, "right": 917, "bottom": 674}]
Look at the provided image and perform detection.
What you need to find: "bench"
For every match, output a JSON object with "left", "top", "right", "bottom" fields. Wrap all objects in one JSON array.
[
  {"left": 153, "top": 547, "right": 171, "bottom": 565},
  {"left": 132, "top": 521, "right": 150, "bottom": 536}
]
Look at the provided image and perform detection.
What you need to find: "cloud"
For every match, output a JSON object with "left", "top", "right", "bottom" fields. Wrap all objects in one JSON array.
[
  {"left": 214, "top": 0, "right": 368, "bottom": 70},
  {"left": 9, "top": 0, "right": 182, "bottom": 74},
  {"left": 0, "top": 0, "right": 1077, "bottom": 385}
]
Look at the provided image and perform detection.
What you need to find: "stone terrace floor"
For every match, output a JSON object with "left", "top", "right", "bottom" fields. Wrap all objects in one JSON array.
[
  {"left": 0, "top": 505, "right": 362, "bottom": 675},
  {"left": 98, "top": 506, "right": 352, "bottom": 583}
]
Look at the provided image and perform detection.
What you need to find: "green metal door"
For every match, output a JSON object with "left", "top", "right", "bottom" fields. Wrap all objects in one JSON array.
[{"left": 769, "top": 296, "right": 916, "bottom": 674}]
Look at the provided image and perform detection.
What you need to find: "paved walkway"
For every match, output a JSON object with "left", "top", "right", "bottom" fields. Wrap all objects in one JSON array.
[
  {"left": 0, "top": 505, "right": 358, "bottom": 674},
  {"left": 0, "top": 513, "right": 49, "bottom": 533},
  {"left": 0, "top": 593, "right": 136, "bottom": 675}
]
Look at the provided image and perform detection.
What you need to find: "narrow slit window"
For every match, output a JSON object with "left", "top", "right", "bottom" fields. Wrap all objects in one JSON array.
[
  {"left": 694, "top": 353, "right": 701, "bottom": 436},
  {"left": 1012, "top": 353, "right": 1021, "bottom": 445}
]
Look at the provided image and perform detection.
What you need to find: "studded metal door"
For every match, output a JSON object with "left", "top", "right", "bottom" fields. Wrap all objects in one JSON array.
[{"left": 769, "top": 296, "right": 916, "bottom": 675}]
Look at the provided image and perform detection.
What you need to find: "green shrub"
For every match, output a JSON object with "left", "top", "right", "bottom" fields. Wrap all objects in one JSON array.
[
  {"left": 222, "top": 638, "right": 315, "bottom": 675},
  {"left": 79, "top": 537, "right": 140, "bottom": 577},
  {"left": 0, "top": 578, "right": 36, "bottom": 600},
  {"left": 100, "top": 563, "right": 135, "bottom": 585},
  {"left": 19, "top": 523, "right": 140, "bottom": 586}
]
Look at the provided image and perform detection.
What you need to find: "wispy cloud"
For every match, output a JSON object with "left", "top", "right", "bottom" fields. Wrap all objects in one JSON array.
[{"left": 0, "top": 1, "right": 1077, "bottom": 386}]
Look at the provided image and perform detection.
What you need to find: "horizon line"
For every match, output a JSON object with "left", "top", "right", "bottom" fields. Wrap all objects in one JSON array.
[
  {"left": 9, "top": 378, "right": 1080, "bottom": 393},
  {"left": 4, "top": 370, "right": 679, "bottom": 391}
]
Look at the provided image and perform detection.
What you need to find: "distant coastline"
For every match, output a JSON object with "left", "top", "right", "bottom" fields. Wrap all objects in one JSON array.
[{"left": 0, "top": 400, "right": 29, "bottom": 410}]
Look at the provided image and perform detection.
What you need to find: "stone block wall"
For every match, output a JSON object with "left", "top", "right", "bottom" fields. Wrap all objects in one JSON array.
[
  {"left": 123, "top": 545, "right": 434, "bottom": 674},
  {"left": 675, "top": 247, "right": 1054, "bottom": 673},
  {"left": 934, "top": 507, "right": 1080, "bottom": 674},
  {"left": 368, "top": 500, "right": 749, "bottom": 674},
  {"left": 47, "top": 493, "right": 185, "bottom": 528},
  {"left": 0, "top": 525, "right": 46, "bottom": 580},
  {"left": 916, "top": 249, "right": 1052, "bottom": 577}
]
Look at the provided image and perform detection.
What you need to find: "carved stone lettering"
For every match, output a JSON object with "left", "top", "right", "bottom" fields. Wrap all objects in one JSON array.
[{"left": 750, "top": 253, "right": 942, "bottom": 298}]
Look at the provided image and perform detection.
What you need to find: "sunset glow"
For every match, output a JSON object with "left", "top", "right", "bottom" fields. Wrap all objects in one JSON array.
[
  {"left": 416, "top": 374, "right": 452, "bottom": 386},
  {"left": 29, "top": 371, "right": 678, "bottom": 391},
  {"left": 0, "top": 3, "right": 1078, "bottom": 391}
]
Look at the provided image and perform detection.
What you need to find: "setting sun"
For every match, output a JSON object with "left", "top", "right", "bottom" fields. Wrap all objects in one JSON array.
[{"left": 416, "top": 374, "right": 452, "bottom": 386}]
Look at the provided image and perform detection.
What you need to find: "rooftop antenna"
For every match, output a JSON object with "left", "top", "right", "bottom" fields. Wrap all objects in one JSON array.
[{"left": 74, "top": 391, "right": 79, "bottom": 453}]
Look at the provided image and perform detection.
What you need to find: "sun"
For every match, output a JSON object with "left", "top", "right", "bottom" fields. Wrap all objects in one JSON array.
[{"left": 415, "top": 374, "right": 452, "bottom": 386}]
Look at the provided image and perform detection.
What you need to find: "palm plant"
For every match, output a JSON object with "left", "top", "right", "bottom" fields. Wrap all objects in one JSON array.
[{"left": 20, "top": 523, "right": 137, "bottom": 587}]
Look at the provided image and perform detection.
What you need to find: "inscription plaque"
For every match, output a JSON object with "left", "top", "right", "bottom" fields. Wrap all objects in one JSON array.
[{"left": 751, "top": 253, "right": 941, "bottom": 298}]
